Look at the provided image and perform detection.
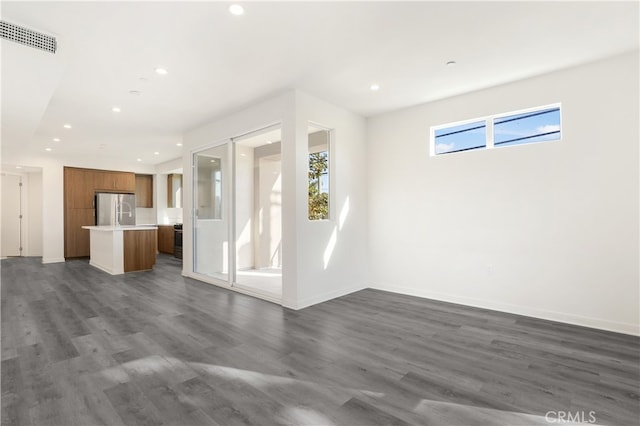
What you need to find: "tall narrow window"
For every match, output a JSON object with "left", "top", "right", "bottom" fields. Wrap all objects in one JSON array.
[{"left": 308, "top": 126, "right": 331, "bottom": 220}]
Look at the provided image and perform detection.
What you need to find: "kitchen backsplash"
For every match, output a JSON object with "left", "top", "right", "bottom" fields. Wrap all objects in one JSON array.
[
  {"left": 162, "top": 208, "right": 183, "bottom": 225},
  {"left": 135, "top": 208, "right": 156, "bottom": 225},
  {"left": 135, "top": 207, "right": 183, "bottom": 225}
]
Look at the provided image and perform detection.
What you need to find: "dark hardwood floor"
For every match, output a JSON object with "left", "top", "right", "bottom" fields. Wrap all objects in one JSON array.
[{"left": 2, "top": 255, "right": 639, "bottom": 425}]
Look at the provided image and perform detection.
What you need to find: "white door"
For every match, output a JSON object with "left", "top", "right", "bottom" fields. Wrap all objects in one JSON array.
[{"left": 1, "top": 173, "right": 22, "bottom": 257}]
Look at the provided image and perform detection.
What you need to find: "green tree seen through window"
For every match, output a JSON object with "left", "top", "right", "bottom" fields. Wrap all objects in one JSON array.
[{"left": 308, "top": 151, "right": 328, "bottom": 220}]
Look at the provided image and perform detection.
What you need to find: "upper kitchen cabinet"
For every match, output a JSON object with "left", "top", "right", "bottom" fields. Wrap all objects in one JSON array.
[
  {"left": 94, "top": 171, "right": 135, "bottom": 192},
  {"left": 64, "top": 167, "right": 96, "bottom": 208},
  {"left": 168, "top": 173, "right": 183, "bottom": 208},
  {"left": 135, "top": 174, "right": 153, "bottom": 208},
  {"left": 115, "top": 172, "right": 136, "bottom": 192}
]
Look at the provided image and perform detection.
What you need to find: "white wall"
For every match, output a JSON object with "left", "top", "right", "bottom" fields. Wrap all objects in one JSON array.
[
  {"left": 367, "top": 50, "right": 639, "bottom": 335},
  {"left": 293, "top": 91, "right": 369, "bottom": 308},
  {"left": 41, "top": 160, "right": 65, "bottom": 263}
]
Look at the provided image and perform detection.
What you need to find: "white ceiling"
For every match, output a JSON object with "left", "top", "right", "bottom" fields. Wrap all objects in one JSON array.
[{"left": 1, "top": 1, "right": 638, "bottom": 167}]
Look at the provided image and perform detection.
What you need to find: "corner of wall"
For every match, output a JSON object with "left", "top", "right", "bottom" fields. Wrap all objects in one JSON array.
[
  {"left": 294, "top": 282, "right": 368, "bottom": 311},
  {"left": 365, "top": 51, "right": 639, "bottom": 336},
  {"left": 42, "top": 257, "right": 65, "bottom": 264}
]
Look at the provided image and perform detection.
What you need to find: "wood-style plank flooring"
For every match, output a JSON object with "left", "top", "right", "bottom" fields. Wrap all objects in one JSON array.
[{"left": 2, "top": 255, "right": 639, "bottom": 425}]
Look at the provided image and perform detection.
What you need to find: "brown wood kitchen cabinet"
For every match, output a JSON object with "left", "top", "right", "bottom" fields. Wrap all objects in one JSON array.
[
  {"left": 64, "top": 166, "right": 136, "bottom": 258},
  {"left": 114, "top": 172, "right": 136, "bottom": 192},
  {"left": 64, "top": 208, "right": 95, "bottom": 258},
  {"left": 157, "top": 225, "right": 175, "bottom": 254},
  {"left": 94, "top": 170, "right": 135, "bottom": 192},
  {"left": 135, "top": 174, "right": 153, "bottom": 208},
  {"left": 123, "top": 229, "right": 157, "bottom": 272},
  {"left": 64, "top": 167, "right": 96, "bottom": 208}
]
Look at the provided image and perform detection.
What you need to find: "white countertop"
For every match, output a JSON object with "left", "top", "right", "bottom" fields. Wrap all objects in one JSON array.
[{"left": 82, "top": 225, "right": 158, "bottom": 231}]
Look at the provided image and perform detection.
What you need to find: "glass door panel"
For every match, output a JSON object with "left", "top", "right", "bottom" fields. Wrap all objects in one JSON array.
[
  {"left": 193, "top": 143, "right": 230, "bottom": 283},
  {"left": 233, "top": 127, "right": 282, "bottom": 298}
]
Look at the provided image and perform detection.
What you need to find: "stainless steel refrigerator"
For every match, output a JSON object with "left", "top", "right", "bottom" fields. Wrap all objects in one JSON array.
[{"left": 95, "top": 193, "right": 136, "bottom": 226}]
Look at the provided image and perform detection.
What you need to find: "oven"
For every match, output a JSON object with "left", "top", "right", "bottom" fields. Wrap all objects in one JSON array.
[{"left": 174, "top": 224, "right": 183, "bottom": 259}]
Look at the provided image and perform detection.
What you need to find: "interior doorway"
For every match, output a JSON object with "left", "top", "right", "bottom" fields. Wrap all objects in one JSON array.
[
  {"left": 1, "top": 173, "right": 22, "bottom": 258},
  {"left": 1, "top": 168, "right": 43, "bottom": 259}
]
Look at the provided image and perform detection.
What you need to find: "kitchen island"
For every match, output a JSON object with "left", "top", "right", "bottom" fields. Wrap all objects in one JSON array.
[{"left": 82, "top": 225, "right": 158, "bottom": 275}]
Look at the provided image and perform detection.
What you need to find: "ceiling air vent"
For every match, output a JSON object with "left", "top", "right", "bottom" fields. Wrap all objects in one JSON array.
[{"left": 0, "top": 20, "right": 57, "bottom": 54}]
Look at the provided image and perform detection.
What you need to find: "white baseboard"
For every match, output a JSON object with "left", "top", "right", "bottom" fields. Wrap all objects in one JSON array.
[
  {"left": 42, "top": 257, "right": 65, "bottom": 264},
  {"left": 288, "top": 283, "right": 368, "bottom": 310},
  {"left": 173, "top": 271, "right": 639, "bottom": 335},
  {"left": 369, "top": 282, "right": 640, "bottom": 336},
  {"left": 281, "top": 297, "right": 297, "bottom": 310},
  {"left": 89, "top": 260, "right": 119, "bottom": 275},
  {"left": 184, "top": 270, "right": 367, "bottom": 311}
]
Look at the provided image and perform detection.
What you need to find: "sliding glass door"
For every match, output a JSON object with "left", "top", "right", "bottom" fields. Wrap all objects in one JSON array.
[
  {"left": 192, "top": 125, "right": 282, "bottom": 301},
  {"left": 193, "top": 142, "right": 230, "bottom": 283}
]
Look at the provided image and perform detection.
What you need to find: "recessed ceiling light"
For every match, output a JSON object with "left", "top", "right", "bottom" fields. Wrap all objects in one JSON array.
[
  {"left": 176, "top": 143, "right": 183, "bottom": 147},
  {"left": 16, "top": 166, "right": 22, "bottom": 169},
  {"left": 45, "top": 148, "right": 52, "bottom": 152},
  {"left": 112, "top": 107, "right": 121, "bottom": 113},
  {"left": 154, "top": 151, "right": 159, "bottom": 155},
  {"left": 129, "top": 90, "right": 141, "bottom": 96},
  {"left": 137, "top": 158, "right": 142, "bottom": 162},
  {"left": 155, "top": 68, "right": 168, "bottom": 75},
  {"left": 63, "top": 124, "right": 72, "bottom": 129},
  {"left": 210, "top": 159, "right": 216, "bottom": 163},
  {"left": 370, "top": 84, "right": 380, "bottom": 91},
  {"left": 53, "top": 137, "right": 61, "bottom": 142},
  {"left": 229, "top": 4, "right": 245, "bottom": 15},
  {"left": 266, "top": 140, "right": 273, "bottom": 144},
  {"left": 446, "top": 60, "right": 457, "bottom": 67}
]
